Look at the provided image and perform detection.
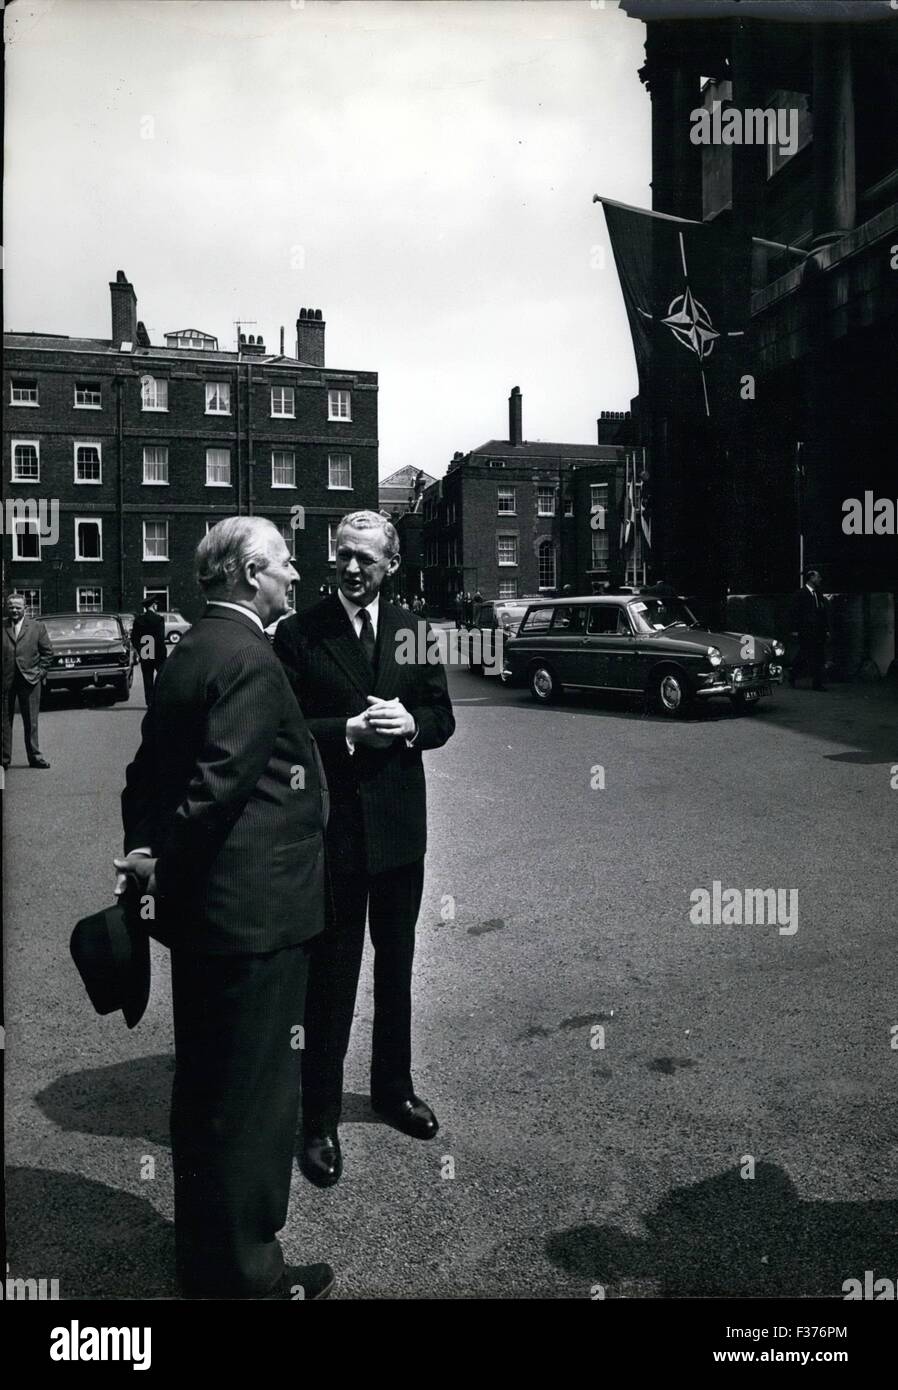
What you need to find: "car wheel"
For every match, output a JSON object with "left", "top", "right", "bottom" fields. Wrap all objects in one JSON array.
[
  {"left": 529, "top": 663, "right": 560, "bottom": 703},
  {"left": 168, "top": 631, "right": 181, "bottom": 645},
  {"left": 651, "top": 669, "right": 691, "bottom": 717}
]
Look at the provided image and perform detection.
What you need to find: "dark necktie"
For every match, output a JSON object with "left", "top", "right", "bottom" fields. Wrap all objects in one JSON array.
[{"left": 358, "top": 607, "right": 376, "bottom": 667}]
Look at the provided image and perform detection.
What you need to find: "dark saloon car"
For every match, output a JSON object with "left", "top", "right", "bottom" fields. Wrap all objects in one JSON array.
[
  {"left": 502, "top": 595, "right": 784, "bottom": 715},
  {"left": 469, "top": 597, "right": 539, "bottom": 675},
  {"left": 42, "top": 613, "right": 134, "bottom": 702}
]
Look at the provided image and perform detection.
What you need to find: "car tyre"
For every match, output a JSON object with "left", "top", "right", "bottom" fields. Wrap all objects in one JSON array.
[
  {"left": 650, "top": 669, "right": 692, "bottom": 718},
  {"left": 529, "top": 663, "right": 561, "bottom": 703},
  {"left": 168, "top": 631, "right": 181, "bottom": 645}
]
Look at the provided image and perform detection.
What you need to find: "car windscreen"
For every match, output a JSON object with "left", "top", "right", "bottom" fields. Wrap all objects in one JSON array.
[
  {"left": 44, "top": 618, "right": 121, "bottom": 641},
  {"left": 628, "top": 598, "right": 697, "bottom": 634},
  {"left": 518, "top": 606, "right": 554, "bottom": 634}
]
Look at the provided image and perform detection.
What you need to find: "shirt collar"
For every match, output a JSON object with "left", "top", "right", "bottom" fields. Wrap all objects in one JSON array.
[
  {"left": 207, "top": 600, "right": 266, "bottom": 633},
  {"left": 337, "top": 588, "right": 379, "bottom": 635}
]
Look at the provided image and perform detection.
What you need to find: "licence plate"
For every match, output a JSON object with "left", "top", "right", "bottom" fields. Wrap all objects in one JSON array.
[
  {"left": 64, "top": 657, "right": 77, "bottom": 668},
  {"left": 744, "top": 685, "right": 770, "bottom": 701}
]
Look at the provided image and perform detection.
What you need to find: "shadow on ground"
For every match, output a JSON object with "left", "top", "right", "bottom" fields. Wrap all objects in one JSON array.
[
  {"left": 5, "top": 1166, "right": 174, "bottom": 1300},
  {"left": 544, "top": 1163, "right": 898, "bottom": 1297}
]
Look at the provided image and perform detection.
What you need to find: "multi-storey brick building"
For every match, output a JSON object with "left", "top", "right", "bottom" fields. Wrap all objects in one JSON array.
[
  {"left": 2, "top": 272, "right": 378, "bottom": 620},
  {"left": 421, "top": 388, "right": 640, "bottom": 612}
]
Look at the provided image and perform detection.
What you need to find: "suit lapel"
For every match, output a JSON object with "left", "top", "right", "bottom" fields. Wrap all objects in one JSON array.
[{"left": 318, "top": 596, "right": 375, "bottom": 697}]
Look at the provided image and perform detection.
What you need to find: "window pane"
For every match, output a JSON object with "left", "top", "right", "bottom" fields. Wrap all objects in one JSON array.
[
  {"left": 520, "top": 606, "right": 553, "bottom": 634},
  {"left": 12, "top": 443, "right": 39, "bottom": 480},
  {"left": 14, "top": 523, "right": 41, "bottom": 559},
  {"left": 272, "top": 451, "right": 296, "bottom": 486},
  {"left": 143, "top": 521, "right": 168, "bottom": 559},
  {"left": 206, "top": 449, "right": 231, "bottom": 485},
  {"left": 537, "top": 487, "right": 556, "bottom": 516},
  {"left": 12, "top": 381, "right": 39, "bottom": 403},
  {"left": 497, "top": 535, "right": 517, "bottom": 565},
  {"left": 143, "top": 446, "right": 169, "bottom": 483},
  {"left": 328, "top": 389, "right": 351, "bottom": 420},
  {"left": 328, "top": 454, "right": 351, "bottom": 488},
  {"left": 75, "top": 383, "right": 102, "bottom": 407},
  {"left": 272, "top": 386, "right": 295, "bottom": 415},
  {"left": 77, "top": 520, "right": 102, "bottom": 559},
  {"left": 77, "top": 586, "right": 103, "bottom": 613},
  {"left": 76, "top": 445, "right": 101, "bottom": 481},
  {"left": 538, "top": 541, "right": 556, "bottom": 588}
]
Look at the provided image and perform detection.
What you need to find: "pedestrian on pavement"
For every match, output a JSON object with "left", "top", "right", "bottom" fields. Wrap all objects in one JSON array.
[
  {"left": 274, "top": 509, "right": 455, "bottom": 1190},
  {"left": 130, "top": 598, "right": 167, "bottom": 705},
  {"left": 454, "top": 589, "right": 464, "bottom": 629},
  {"left": 472, "top": 589, "right": 484, "bottom": 626},
  {"left": 790, "top": 569, "right": 829, "bottom": 691},
  {"left": 115, "top": 516, "right": 334, "bottom": 1301},
  {"left": 463, "top": 591, "right": 474, "bottom": 630},
  {"left": 2, "top": 593, "right": 53, "bottom": 770}
]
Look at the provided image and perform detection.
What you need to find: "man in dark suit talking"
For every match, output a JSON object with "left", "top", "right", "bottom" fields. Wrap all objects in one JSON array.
[
  {"left": 275, "top": 510, "right": 455, "bottom": 1188},
  {"left": 115, "top": 517, "right": 334, "bottom": 1299}
]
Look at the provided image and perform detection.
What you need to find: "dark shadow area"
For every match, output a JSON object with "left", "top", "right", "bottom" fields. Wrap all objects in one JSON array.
[
  {"left": 545, "top": 1163, "right": 898, "bottom": 1297},
  {"left": 6, "top": 1166, "right": 175, "bottom": 1300},
  {"left": 37, "top": 1055, "right": 174, "bottom": 1147}
]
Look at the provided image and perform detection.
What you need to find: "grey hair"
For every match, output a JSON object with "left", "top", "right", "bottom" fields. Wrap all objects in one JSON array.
[
  {"left": 196, "top": 516, "right": 282, "bottom": 595},
  {"left": 337, "top": 509, "right": 399, "bottom": 559}
]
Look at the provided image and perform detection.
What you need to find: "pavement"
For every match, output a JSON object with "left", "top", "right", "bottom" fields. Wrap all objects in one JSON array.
[{"left": 3, "top": 664, "right": 897, "bottom": 1299}]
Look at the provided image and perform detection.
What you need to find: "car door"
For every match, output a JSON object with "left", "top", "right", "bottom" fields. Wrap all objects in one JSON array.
[
  {"left": 578, "top": 603, "right": 639, "bottom": 689},
  {"left": 547, "top": 604, "right": 588, "bottom": 682}
]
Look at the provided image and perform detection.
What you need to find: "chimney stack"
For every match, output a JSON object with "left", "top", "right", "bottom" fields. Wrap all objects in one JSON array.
[
  {"left": 509, "top": 385, "right": 522, "bottom": 447},
  {"left": 296, "top": 307, "right": 325, "bottom": 366},
  {"left": 109, "top": 270, "right": 137, "bottom": 348}
]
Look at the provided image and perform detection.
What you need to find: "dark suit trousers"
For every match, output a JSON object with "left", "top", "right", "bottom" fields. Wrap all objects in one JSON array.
[
  {"left": 170, "top": 941, "right": 309, "bottom": 1298},
  {"left": 138, "top": 658, "right": 165, "bottom": 705},
  {"left": 2, "top": 674, "right": 43, "bottom": 765},
  {"left": 301, "top": 806, "right": 425, "bottom": 1129},
  {"left": 794, "top": 635, "right": 826, "bottom": 686}
]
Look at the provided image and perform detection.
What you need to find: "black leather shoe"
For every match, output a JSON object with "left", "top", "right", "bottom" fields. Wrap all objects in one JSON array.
[
  {"left": 29, "top": 757, "right": 50, "bottom": 768},
  {"left": 300, "top": 1132, "right": 342, "bottom": 1188},
  {"left": 262, "top": 1263, "right": 336, "bottom": 1301},
  {"left": 372, "top": 1095, "right": 439, "bottom": 1140}
]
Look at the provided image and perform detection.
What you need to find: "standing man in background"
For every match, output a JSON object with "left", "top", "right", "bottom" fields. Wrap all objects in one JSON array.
[
  {"left": 790, "top": 569, "right": 829, "bottom": 691},
  {"left": 275, "top": 510, "right": 455, "bottom": 1189},
  {"left": 2, "top": 592, "right": 52, "bottom": 770},
  {"left": 130, "top": 597, "right": 167, "bottom": 705}
]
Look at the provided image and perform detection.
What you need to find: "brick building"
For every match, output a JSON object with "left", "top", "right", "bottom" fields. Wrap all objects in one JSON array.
[
  {"left": 619, "top": 0, "right": 897, "bottom": 626},
  {"left": 421, "top": 388, "right": 639, "bottom": 612},
  {"left": 2, "top": 272, "right": 378, "bottom": 620}
]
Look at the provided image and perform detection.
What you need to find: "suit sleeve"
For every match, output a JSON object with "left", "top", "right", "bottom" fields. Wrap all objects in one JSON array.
[
  {"left": 152, "top": 647, "right": 285, "bottom": 901},
  {"left": 122, "top": 702, "right": 161, "bottom": 852},
  {"left": 408, "top": 621, "right": 455, "bottom": 751}
]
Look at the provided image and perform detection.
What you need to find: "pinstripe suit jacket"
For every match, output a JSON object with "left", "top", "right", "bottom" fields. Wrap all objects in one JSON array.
[
  {"left": 121, "top": 605, "right": 328, "bottom": 955},
  {"left": 274, "top": 595, "right": 455, "bottom": 874}
]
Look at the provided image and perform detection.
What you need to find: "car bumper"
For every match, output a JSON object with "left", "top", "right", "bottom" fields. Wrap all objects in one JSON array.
[
  {"left": 695, "top": 665, "right": 783, "bottom": 697},
  {"left": 46, "top": 666, "right": 130, "bottom": 687}
]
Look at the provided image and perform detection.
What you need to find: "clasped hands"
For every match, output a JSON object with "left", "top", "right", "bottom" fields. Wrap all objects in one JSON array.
[{"left": 347, "top": 695, "right": 416, "bottom": 749}]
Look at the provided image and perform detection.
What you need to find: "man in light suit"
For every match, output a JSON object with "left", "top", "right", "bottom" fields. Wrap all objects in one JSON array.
[
  {"left": 2, "top": 592, "right": 53, "bottom": 769},
  {"left": 115, "top": 517, "right": 334, "bottom": 1300},
  {"left": 275, "top": 510, "right": 455, "bottom": 1188}
]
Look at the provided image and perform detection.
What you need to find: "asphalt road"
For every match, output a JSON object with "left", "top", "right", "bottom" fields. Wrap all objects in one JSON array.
[{"left": 4, "top": 661, "right": 897, "bottom": 1300}]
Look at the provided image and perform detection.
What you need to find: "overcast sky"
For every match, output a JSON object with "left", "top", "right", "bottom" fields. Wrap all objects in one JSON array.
[{"left": 5, "top": 0, "right": 649, "bottom": 479}]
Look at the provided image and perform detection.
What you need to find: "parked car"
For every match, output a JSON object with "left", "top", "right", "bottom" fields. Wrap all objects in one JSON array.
[
  {"left": 161, "top": 609, "right": 191, "bottom": 646},
  {"left": 117, "top": 613, "right": 139, "bottom": 664},
  {"left": 502, "top": 594, "right": 785, "bottom": 715},
  {"left": 42, "top": 613, "right": 134, "bottom": 702},
  {"left": 469, "top": 596, "right": 542, "bottom": 675}
]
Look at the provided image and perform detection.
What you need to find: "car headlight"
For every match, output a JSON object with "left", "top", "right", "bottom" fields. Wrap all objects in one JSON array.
[
  {"left": 707, "top": 647, "right": 723, "bottom": 667},
  {"left": 772, "top": 640, "right": 785, "bottom": 657}
]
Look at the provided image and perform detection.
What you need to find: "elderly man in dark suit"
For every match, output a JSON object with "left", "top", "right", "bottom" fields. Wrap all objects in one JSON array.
[
  {"left": 275, "top": 510, "right": 455, "bottom": 1188},
  {"left": 2, "top": 592, "right": 53, "bottom": 769},
  {"left": 114, "top": 517, "right": 334, "bottom": 1300}
]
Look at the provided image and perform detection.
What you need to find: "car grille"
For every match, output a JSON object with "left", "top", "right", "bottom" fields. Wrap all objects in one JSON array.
[{"left": 737, "top": 663, "right": 767, "bottom": 681}]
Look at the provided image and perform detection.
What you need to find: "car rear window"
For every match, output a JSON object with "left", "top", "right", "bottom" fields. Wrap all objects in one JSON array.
[
  {"left": 519, "top": 606, "right": 554, "bottom": 634},
  {"left": 45, "top": 618, "right": 121, "bottom": 641}
]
